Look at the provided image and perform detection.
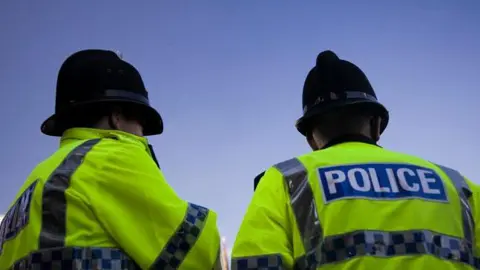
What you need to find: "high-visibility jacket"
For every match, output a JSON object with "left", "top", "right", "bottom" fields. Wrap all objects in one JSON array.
[
  {"left": 231, "top": 141, "right": 480, "bottom": 270},
  {"left": 0, "top": 128, "right": 222, "bottom": 270}
]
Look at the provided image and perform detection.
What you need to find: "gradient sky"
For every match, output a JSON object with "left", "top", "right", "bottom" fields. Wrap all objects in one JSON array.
[{"left": 1, "top": 1, "right": 479, "bottom": 253}]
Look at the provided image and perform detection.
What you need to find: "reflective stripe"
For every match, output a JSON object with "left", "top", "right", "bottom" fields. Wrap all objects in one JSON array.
[
  {"left": 39, "top": 139, "right": 101, "bottom": 248},
  {"left": 231, "top": 254, "right": 284, "bottom": 270},
  {"left": 12, "top": 246, "right": 140, "bottom": 269},
  {"left": 303, "top": 91, "right": 378, "bottom": 114},
  {"left": 319, "top": 229, "right": 475, "bottom": 267},
  {"left": 435, "top": 163, "right": 475, "bottom": 262},
  {"left": 274, "top": 158, "right": 322, "bottom": 269},
  {"left": 151, "top": 203, "right": 209, "bottom": 269}
]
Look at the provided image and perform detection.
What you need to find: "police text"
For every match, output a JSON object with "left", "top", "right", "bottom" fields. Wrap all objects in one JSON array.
[{"left": 318, "top": 163, "right": 448, "bottom": 203}]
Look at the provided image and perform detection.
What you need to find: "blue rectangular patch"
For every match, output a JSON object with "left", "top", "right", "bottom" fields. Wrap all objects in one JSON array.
[{"left": 318, "top": 163, "right": 448, "bottom": 204}]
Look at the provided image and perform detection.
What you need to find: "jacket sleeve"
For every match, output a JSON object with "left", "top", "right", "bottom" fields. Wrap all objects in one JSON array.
[
  {"left": 253, "top": 171, "right": 265, "bottom": 191},
  {"left": 87, "top": 143, "right": 221, "bottom": 270},
  {"left": 231, "top": 167, "right": 294, "bottom": 269},
  {"left": 466, "top": 178, "right": 480, "bottom": 259}
]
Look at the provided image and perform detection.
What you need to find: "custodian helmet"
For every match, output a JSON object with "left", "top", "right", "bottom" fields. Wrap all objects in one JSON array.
[
  {"left": 295, "top": 50, "right": 389, "bottom": 136},
  {"left": 41, "top": 49, "right": 163, "bottom": 136}
]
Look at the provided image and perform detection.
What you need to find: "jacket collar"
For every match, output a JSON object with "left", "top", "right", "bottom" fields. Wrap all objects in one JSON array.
[
  {"left": 60, "top": 128, "right": 161, "bottom": 168},
  {"left": 322, "top": 134, "right": 380, "bottom": 149},
  {"left": 60, "top": 128, "right": 150, "bottom": 150}
]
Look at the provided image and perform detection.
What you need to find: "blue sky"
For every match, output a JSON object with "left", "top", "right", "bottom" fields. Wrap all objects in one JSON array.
[{"left": 1, "top": 1, "right": 479, "bottom": 254}]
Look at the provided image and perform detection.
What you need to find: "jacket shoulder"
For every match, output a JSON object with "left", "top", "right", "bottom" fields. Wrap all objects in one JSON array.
[
  {"left": 81, "top": 137, "right": 156, "bottom": 171},
  {"left": 269, "top": 157, "right": 309, "bottom": 182}
]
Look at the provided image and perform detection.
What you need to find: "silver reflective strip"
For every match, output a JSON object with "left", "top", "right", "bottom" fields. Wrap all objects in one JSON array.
[
  {"left": 318, "top": 229, "right": 475, "bottom": 267},
  {"left": 303, "top": 91, "right": 378, "bottom": 113},
  {"left": 435, "top": 164, "right": 475, "bottom": 262},
  {"left": 39, "top": 139, "right": 101, "bottom": 248},
  {"left": 231, "top": 254, "right": 284, "bottom": 270},
  {"left": 151, "top": 203, "right": 209, "bottom": 269},
  {"left": 13, "top": 246, "right": 140, "bottom": 269},
  {"left": 344, "top": 91, "right": 378, "bottom": 101},
  {"left": 274, "top": 158, "right": 322, "bottom": 268}
]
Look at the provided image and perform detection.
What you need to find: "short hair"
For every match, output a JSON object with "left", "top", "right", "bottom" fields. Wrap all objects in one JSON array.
[{"left": 310, "top": 106, "right": 373, "bottom": 138}]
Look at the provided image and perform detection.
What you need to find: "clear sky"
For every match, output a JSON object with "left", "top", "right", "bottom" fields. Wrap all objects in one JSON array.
[{"left": 1, "top": 1, "right": 479, "bottom": 254}]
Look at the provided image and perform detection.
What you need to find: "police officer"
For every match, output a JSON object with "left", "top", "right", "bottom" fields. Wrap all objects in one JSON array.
[
  {"left": 231, "top": 50, "right": 480, "bottom": 269},
  {"left": 0, "top": 50, "right": 222, "bottom": 269}
]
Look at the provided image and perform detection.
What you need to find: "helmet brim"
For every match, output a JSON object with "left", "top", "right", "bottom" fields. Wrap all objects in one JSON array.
[
  {"left": 41, "top": 92, "right": 163, "bottom": 137},
  {"left": 295, "top": 99, "right": 389, "bottom": 137}
]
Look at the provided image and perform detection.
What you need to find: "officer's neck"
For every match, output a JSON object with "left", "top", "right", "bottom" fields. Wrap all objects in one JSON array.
[{"left": 320, "top": 134, "right": 379, "bottom": 150}]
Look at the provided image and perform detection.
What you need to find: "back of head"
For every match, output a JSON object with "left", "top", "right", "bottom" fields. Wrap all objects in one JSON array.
[{"left": 310, "top": 106, "right": 373, "bottom": 140}]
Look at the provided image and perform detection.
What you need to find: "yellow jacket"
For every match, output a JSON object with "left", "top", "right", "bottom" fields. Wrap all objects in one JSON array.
[
  {"left": 232, "top": 141, "right": 479, "bottom": 270},
  {"left": 0, "top": 128, "right": 222, "bottom": 269}
]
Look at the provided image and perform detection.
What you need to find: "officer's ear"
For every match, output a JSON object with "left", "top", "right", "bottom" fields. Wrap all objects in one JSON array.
[{"left": 107, "top": 107, "right": 124, "bottom": 130}]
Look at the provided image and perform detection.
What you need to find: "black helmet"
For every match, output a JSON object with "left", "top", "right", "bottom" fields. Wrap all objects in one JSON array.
[
  {"left": 295, "top": 50, "right": 389, "bottom": 136},
  {"left": 41, "top": 49, "right": 163, "bottom": 136}
]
